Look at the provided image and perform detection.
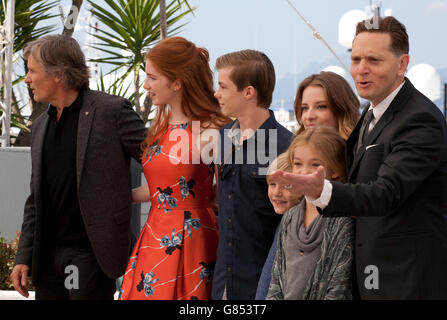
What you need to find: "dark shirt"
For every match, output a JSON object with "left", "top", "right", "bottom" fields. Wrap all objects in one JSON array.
[
  {"left": 41, "top": 89, "right": 90, "bottom": 248},
  {"left": 255, "top": 223, "right": 280, "bottom": 300},
  {"left": 212, "top": 110, "right": 293, "bottom": 300}
]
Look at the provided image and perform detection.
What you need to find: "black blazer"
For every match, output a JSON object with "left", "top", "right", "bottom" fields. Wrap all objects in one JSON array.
[
  {"left": 14, "top": 89, "right": 147, "bottom": 281},
  {"left": 323, "top": 79, "right": 447, "bottom": 299}
]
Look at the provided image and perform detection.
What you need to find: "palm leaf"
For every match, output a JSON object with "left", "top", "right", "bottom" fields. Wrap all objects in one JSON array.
[
  {"left": 6, "top": 0, "right": 58, "bottom": 53},
  {"left": 87, "top": 0, "right": 195, "bottom": 118},
  {"left": 0, "top": 0, "right": 57, "bottom": 137}
]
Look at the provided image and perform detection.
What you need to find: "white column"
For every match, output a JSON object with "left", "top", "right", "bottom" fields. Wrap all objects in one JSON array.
[{"left": 0, "top": 0, "right": 14, "bottom": 147}]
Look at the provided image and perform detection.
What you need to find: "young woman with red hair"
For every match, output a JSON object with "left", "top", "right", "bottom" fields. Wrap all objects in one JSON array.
[{"left": 119, "top": 37, "right": 230, "bottom": 300}]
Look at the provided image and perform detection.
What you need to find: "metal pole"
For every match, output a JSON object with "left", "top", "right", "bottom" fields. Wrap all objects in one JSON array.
[
  {"left": 0, "top": 0, "right": 14, "bottom": 147},
  {"left": 286, "top": 0, "right": 349, "bottom": 73}
]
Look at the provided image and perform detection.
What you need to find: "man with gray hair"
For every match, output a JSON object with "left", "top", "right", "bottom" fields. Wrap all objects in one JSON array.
[{"left": 10, "top": 34, "right": 146, "bottom": 300}]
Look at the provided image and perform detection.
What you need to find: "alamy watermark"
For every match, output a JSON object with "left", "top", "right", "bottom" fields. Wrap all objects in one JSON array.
[
  {"left": 60, "top": 5, "right": 80, "bottom": 30},
  {"left": 64, "top": 265, "right": 79, "bottom": 290},
  {"left": 364, "top": 265, "right": 379, "bottom": 290},
  {"left": 364, "top": 15, "right": 380, "bottom": 30},
  {"left": 155, "top": 121, "right": 280, "bottom": 176}
]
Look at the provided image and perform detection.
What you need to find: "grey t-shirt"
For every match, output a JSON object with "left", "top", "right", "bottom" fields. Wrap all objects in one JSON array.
[{"left": 284, "top": 202, "right": 325, "bottom": 299}]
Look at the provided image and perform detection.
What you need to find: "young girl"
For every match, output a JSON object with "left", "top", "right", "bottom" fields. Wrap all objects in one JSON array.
[
  {"left": 255, "top": 153, "right": 301, "bottom": 300},
  {"left": 266, "top": 126, "right": 354, "bottom": 300},
  {"left": 119, "top": 37, "right": 230, "bottom": 300}
]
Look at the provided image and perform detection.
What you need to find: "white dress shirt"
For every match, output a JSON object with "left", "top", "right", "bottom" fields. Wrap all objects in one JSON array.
[{"left": 307, "top": 81, "right": 406, "bottom": 209}]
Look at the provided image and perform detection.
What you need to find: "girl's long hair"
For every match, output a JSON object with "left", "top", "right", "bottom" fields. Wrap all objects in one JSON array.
[
  {"left": 287, "top": 126, "right": 347, "bottom": 183},
  {"left": 142, "top": 37, "right": 230, "bottom": 153},
  {"left": 294, "top": 71, "right": 360, "bottom": 140}
]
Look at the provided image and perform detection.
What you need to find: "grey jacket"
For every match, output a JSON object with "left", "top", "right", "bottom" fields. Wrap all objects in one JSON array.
[
  {"left": 266, "top": 202, "right": 354, "bottom": 300},
  {"left": 14, "top": 89, "right": 146, "bottom": 280}
]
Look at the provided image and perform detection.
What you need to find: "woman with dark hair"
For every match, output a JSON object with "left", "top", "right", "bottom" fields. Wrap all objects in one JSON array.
[{"left": 119, "top": 37, "right": 230, "bottom": 300}]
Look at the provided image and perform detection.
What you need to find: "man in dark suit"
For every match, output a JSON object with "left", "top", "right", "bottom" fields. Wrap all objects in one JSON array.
[
  {"left": 272, "top": 16, "right": 447, "bottom": 299},
  {"left": 10, "top": 35, "right": 146, "bottom": 300}
]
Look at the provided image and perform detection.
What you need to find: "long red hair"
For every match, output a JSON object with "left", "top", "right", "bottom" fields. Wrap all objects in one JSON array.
[{"left": 142, "top": 37, "right": 230, "bottom": 153}]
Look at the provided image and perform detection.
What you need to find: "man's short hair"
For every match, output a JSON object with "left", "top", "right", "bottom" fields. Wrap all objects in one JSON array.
[
  {"left": 24, "top": 34, "right": 90, "bottom": 90},
  {"left": 215, "top": 50, "right": 275, "bottom": 108},
  {"left": 355, "top": 16, "right": 409, "bottom": 55}
]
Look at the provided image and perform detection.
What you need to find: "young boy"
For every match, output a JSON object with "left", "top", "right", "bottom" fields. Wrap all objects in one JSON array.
[{"left": 212, "top": 50, "right": 293, "bottom": 300}]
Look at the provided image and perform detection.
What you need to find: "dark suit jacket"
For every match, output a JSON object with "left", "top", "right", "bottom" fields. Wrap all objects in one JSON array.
[
  {"left": 14, "top": 89, "right": 147, "bottom": 281},
  {"left": 322, "top": 79, "right": 447, "bottom": 299}
]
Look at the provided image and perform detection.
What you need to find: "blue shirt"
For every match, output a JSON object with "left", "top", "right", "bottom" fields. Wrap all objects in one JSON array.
[{"left": 212, "top": 110, "right": 293, "bottom": 300}]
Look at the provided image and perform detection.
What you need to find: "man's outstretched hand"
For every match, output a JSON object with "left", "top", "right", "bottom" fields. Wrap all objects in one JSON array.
[{"left": 271, "top": 166, "right": 326, "bottom": 200}]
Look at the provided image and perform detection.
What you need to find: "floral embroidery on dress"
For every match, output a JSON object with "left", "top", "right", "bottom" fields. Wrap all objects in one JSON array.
[
  {"left": 184, "top": 211, "right": 201, "bottom": 237},
  {"left": 170, "top": 123, "right": 189, "bottom": 131},
  {"left": 118, "top": 288, "right": 124, "bottom": 300},
  {"left": 199, "top": 261, "right": 215, "bottom": 286},
  {"left": 136, "top": 271, "right": 159, "bottom": 297},
  {"left": 160, "top": 228, "right": 183, "bottom": 255},
  {"left": 145, "top": 139, "right": 163, "bottom": 162},
  {"left": 157, "top": 186, "right": 178, "bottom": 213},
  {"left": 179, "top": 176, "right": 196, "bottom": 200}
]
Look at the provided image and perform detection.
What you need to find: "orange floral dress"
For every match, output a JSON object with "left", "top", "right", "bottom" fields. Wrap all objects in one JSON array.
[{"left": 119, "top": 122, "right": 218, "bottom": 300}]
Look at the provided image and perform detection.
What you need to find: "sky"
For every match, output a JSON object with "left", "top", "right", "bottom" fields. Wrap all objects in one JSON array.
[
  {"left": 63, "top": 0, "right": 447, "bottom": 79},
  {"left": 54, "top": 0, "right": 447, "bottom": 110},
  {"left": 178, "top": 0, "right": 447, "bottom": 80}
]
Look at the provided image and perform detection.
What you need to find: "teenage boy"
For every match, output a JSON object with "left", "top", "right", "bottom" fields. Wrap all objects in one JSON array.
[{"left": 212, "top": 50, "right": 293, "bottom": 300}]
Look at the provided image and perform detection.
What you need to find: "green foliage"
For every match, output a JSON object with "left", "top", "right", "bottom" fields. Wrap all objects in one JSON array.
[
  {"left": 1, "top": 0, "right": 57, "bottom": 145},
  {"left": 0, "top": 233, "right": 20, "bottom": 290},
  {"left": 96, "top": 69, "right": 132, "bottom": 98},
  {"left": 0, "top": 0, "right": 58, "bottom": 54},
  {"left": 88, "top": 0, "right": 193, "bottom": 73},
  {"left": 88, "top": 0, "right": 194, "bottom": 120},
  {"left": 0, "top": 109, "right": 30, "bottom": 136}
]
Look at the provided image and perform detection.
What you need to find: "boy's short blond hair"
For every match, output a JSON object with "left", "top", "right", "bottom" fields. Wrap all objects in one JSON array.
[
  {"left": 266, "top": 153, "right": 302, "bottom": 205},
  {"left": 266, "top": 152, "right": 290, "bottom": 183}
]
